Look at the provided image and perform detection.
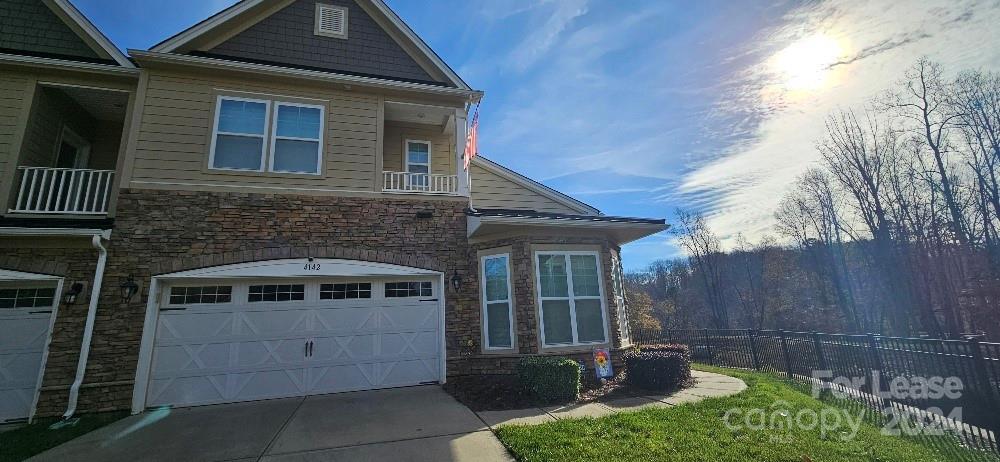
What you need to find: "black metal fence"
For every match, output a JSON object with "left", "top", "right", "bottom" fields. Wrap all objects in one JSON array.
[{"left": 634, "top": 327, "right": 1000, "bottom": 457}]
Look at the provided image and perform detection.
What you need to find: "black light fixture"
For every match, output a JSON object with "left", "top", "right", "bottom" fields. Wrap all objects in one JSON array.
[
  {"left": 119, "top": 275, "right": 139, "bottom": 303},
  {"left": 450, "top": 273, "right": 463, "bottom": 292},
  {"left": 63, "top": 282, "right": 84, "bottom": 305}
]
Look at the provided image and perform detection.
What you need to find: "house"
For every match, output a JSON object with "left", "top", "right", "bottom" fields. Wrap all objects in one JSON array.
[{"left": 0, "top": 0, "right": 667, "bottom": 423}]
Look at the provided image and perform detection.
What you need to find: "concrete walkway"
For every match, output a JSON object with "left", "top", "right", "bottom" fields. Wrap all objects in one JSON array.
[
  {"left": 476, "top": 370, "right": 747, "bottom": 427},
  {"left": 31, "top": 386, "right": 512, "bottom": 462}
]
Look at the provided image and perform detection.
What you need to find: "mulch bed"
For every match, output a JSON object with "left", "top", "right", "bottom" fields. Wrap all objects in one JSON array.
[{"left": 444, "top": 372, "right": 692, "bottom": 411}]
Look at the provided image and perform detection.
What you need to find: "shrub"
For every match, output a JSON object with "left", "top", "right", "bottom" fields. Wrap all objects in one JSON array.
[
  {"left": 640, "top": 343, "right": 690, "bottom": 355},
  {"left": 623, "top": 349, "right": 692, "bottom": 392},
  {"left": 516, "top": 356, "right": 580, "bottom": 403}
]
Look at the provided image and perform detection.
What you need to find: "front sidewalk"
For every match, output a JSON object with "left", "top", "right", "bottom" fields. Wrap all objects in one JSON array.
[{"left": 475, "top": 370, "right": 747, "bottom": 427}]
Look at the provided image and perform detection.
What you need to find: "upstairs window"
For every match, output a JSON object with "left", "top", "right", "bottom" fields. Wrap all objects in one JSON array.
[
  {"left": 211, "top": 97, "right": 269, "bottom": 171},
  {"left": 210, "top": 96, "right": 324, "bottom": 175},
  {"left": 271, "top": 103, "right": 323, "bottom": 174},
  {"left": 405, "top": 140, "right": 431, "bottom": 188},
  {"left": 315, "top": 4, "right": 348, "bottom": 39}
]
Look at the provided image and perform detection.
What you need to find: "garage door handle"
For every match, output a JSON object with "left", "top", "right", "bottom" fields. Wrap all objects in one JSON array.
[
  {"left": 420, "top": 299, "right": 438, "bottom": 302},
  {"left": 160, "top": 307, "right": 187, "bottom": 312},
  {"left": 29, "top": 310, "right": 53, "bottom": 314}
]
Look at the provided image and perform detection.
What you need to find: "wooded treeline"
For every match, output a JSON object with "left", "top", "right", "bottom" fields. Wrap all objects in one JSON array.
[{"left": 628, "top": 59, "right": 1000, "bottom": 340}]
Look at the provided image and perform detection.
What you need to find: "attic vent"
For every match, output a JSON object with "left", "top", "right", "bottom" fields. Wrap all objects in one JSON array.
[{"left": 315, "top": 4, "right": 348, "bottom": 39}]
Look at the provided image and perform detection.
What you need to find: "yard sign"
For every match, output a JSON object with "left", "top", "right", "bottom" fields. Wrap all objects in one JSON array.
[{"left": 593, "top": 348, "right": 613, "bottom": 379}]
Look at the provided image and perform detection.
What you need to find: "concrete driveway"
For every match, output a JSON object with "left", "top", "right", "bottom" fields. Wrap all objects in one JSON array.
[{"left": 31, "top": 386, "right": 513, "bottom": 462}]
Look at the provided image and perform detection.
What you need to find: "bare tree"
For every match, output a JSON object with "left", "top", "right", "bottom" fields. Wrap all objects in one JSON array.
[{"left": 674, "top": 210, "right": 730, "bottom": 328}]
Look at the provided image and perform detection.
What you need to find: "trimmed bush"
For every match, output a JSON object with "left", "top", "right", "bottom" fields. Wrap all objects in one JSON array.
[
  {"left": 623, "top": 349, "right": 692, "bottom": 392},
  {"left": 640, "top": 343, "right": 690, "bottom": 355},
  {"left": 516, "top": 356, "right": 581, "bottom": 403}
]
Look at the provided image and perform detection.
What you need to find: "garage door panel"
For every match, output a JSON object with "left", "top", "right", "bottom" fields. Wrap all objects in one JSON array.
[
  {"left": 237, "top": 310, "right": 309, "bottom": 336},
  {"left": 380, "top": 331, "right": 438, "bottom": 356},
  {"left": 380, "top": 305, "right": 437, "bottom": 329},
  {"left": 231, "top": 368, "right": 307, "bottom": 401},
  {"left": 307, "top": 363, "right": 377, "bottom": 393},
  {"left": 235, "top": 339, "right": 308, "bottom": 367},
  {"left": 313, "top": 307, "right": 379, "bottom": 333},
  {"left": 311, "top": 334, "right": 376, "bottom": 361},
  {"left": 0, "top": 316, "right": 50, "bottom": 349},
  {"left": 157, "top": 312, "right": 233, "bottom": 341},
  {"left": 0, "top": 389, "right": 35, "bottom": 419},
  {"left": 148, "top": 375, "right": 228, "bottom": 407},
  {"left": 380, "top": 359, "right": 438, "bottom": 387},
  {"left": 150, "top": 343, "right": 231, "bottom": 373}
]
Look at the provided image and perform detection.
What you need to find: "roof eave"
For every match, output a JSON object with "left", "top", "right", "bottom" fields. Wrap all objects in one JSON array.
[
  {"left": 0, "top": 52, "right": 139, "bottom": 76},
  {"left": 468, "top": 215, "right": 669, "bottom": 245},
  {"left": 129, "top": 50, "right": 483, "bottom": 100},
  {"left": 471, "top": 156, "right": 601, "bottom": 216},
  {"left": 47, "top": 0, "right": 134, "bottom": 68}
]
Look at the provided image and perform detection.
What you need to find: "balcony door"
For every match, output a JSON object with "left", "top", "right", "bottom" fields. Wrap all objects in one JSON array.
[{"left": 54, "top": 126, "right": 90, "bottom": 169}]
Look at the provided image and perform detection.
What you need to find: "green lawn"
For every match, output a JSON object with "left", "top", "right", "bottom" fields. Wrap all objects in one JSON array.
[
  {"left": 495, "top": 365, "right": 999, "bottom": 462},
  {"left": 0, "top": 412, "right": 126, "bottom": 462}
]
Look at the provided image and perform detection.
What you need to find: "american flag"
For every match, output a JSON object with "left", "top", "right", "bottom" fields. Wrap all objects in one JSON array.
[{"left": 463, "top": 107, "right": 479, "bottom": 171}]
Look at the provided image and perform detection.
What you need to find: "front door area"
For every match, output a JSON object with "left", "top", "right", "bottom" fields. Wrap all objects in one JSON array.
[{"left": 146, "top": 274, "right": 442, "bottom": 409}]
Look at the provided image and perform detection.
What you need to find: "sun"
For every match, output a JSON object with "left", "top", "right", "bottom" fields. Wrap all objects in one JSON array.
[{"left": 772, "top": 34, "right": 843, "bottom": 91}]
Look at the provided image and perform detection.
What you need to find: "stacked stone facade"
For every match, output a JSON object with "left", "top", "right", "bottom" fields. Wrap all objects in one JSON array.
[{"left": 3, "top": 188, "right": 628, "bottom": 416}]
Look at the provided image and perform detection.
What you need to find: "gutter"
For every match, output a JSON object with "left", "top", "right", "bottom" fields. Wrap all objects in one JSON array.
[
  {"left": 63, "top": 234, "right": 109, "bottom": 419},
  {"left": 129, "top": 50, "right": 483, "bottom": 100}
]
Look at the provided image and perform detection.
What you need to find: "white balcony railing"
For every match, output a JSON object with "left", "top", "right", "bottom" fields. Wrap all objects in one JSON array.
[
  {"left": 10, "top": 166, "right": 115, "bottom": 215},
  {"left": 382, "top": 171, "right": 459, "bottom": 195}
]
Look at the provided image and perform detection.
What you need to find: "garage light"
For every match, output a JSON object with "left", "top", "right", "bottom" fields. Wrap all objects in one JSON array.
[
  {"left": 120, "top": 275, "right": 139, "bottom": 304},
  {"left": 450, "top": 273, "right": 462, "bottom": 291},
  {"left": 63, "top": 282, "right": 85, "bottom": 305}
]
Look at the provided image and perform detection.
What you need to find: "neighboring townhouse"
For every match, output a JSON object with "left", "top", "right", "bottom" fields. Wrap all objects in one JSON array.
[{"left": 0, "top": 0, "right": 667, "bottom": 423}]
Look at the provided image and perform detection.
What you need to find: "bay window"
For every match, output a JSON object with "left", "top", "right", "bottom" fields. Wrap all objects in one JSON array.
[
  {"left": 535, "top": 251, "right": 608, "bottom": 346},
  {"left": 481, "top": 253, "right": 514, "bottom": 350},
  {"left": 210, "top": 95, "right": 324, "bottom": 174}
]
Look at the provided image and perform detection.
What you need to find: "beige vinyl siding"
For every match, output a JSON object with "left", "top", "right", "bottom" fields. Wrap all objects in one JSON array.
[
  {"left": 130, "top": 69, "right": 380, "bottom": 192},
  {"left": 382, "top": 121, "right": 453, "bottom": 175},
  {"left": 470, "top": 163, "right": 583, "bottom": 214},
  {"left": 0, "top": 74, "right": 30, "bottom": 190}
]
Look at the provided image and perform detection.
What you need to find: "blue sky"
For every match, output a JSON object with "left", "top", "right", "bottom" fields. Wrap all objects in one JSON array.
[{"left": 74, "top": 0, "right": 1000, "bottom": 270}]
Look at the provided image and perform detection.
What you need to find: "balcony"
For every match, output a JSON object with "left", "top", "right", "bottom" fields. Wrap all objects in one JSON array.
[
  {"left": 382, "top": 171, "right": 459, "bottom": 195},
  {"left": 9, "top": 167, "right": 114, "bottom": 215}
]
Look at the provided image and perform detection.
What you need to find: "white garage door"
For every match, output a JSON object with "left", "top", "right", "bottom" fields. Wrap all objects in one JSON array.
[
  {"left": 147, "top": 277, "right": 441, "bottom": 408},
  {"left": 0, "top": 280, "right": 58, "bottom": 423}
]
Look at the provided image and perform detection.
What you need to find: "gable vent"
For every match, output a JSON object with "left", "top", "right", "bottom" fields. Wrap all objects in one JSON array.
[{"left": 315, "top": 4, "right": 348, "bottom": 39}]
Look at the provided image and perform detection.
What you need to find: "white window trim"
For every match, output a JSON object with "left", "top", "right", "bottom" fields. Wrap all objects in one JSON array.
[
  {"left": 480, "top": 253, "right": 514, "bottom": 351},
  {"left": 404, "top": 139, "right": 431, "bottom": 173},
  {"left": 534, "top": 250, "right": 610, "bottom": 348},
  {"left": 208, "top": 95, "right": 270, "bottom": 172},
  {"left": 611, "top": 252, "right": 631, "bottom": 346},
  {"left": 165, "top": 285, "right": 235, "bottom": 306},
  {"left": 314, "top": 3, "right": 349, "bottom": 39},
  {"left": 268, "top": 101, "right": 325, "bottom": 175}
]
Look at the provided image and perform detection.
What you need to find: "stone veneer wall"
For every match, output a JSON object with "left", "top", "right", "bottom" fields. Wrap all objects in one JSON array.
[{"left": 4, "top": 188, "right": 627, "bottom": 416}]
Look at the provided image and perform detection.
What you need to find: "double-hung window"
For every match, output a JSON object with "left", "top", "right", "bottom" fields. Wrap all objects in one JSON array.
[
  {"left": 210, "top": 96, "right": 324, "bottom": 174},
  {"left": 211, "top": 97, "right": 269, "bottom": 171},
  {"left": 535, "top": 251, "right": 608, "bottom": 346},
  {"left": 405, "top": 140, "right": 430, "bottom": 189},
  {"left": 481, "top": 253, "right": 514, "bottom": 350}
]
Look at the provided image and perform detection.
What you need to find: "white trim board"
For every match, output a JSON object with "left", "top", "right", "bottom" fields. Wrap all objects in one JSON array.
[{"left": 471, "top": 156, "right": 601, "bottom": 216}]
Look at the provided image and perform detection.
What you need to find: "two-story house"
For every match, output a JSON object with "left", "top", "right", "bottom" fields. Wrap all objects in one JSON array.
[{"left": 0, "top": 0, "right": 667, "bottom": 423}]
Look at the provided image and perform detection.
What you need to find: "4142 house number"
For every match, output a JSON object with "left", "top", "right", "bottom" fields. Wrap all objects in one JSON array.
[{"left": 303, "top": 263, "right": 321, "bottom": 271}]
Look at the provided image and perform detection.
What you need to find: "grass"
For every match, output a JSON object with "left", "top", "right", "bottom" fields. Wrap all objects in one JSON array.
[
  {"left": 494, "top": 365, "right": 1000, "bottom": 462},
  {"left": 0, "top": 411, "right": 127, "bottom": 462}
]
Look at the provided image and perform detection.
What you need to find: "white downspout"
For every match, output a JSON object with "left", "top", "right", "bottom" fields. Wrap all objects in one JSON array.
[{"left": 63, "top": 234, "right": 108, "bottom": 419}]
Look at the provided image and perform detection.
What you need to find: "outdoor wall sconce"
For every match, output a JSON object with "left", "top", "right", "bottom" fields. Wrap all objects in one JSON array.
[
  {"left": 63, "top": 282, "right": 85, "bottom": 305},
  {"left": 450, "top": 274, "right": 463, "bottom": 291},
  {"left": 120, "top": 275, "right": 139, "bottom": 303}
]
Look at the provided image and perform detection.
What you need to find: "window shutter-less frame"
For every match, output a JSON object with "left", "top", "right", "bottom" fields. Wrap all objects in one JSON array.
[{"left": 315, "top": 4, "right": 348, "bottom": 39}]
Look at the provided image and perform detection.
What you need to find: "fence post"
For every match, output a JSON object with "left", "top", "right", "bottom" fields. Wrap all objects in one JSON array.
[
  {"left": 866, "top": 334, "right": 884, "bottom": 397},
  {"left": 812, "top": 331, "right": 828, "bottom": 373},
  {"left": 747, "top": 329, "right": 761, "bottom": 371},
  {"left": 967, "top": 337, "right": 1000, "bottom": 433},
  {"left": 666, "top": 328, "right": 673, "bottom": 345},
  {"left": 779, "top": 330, "right": 793, "bottom": 379},
  {"left": 704, "top": 328, "right": 714, "bottom": 366}
]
